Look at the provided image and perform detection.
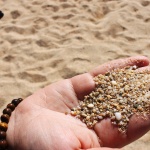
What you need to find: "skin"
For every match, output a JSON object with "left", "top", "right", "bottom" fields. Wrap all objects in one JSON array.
[{"left": 7, "top": 56, "right": 150, "bottom": 150}]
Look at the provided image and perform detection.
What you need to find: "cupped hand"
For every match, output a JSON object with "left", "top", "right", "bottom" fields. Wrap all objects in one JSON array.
[{"left": 7, "top": 56, "right": 150, "bottom": 150}]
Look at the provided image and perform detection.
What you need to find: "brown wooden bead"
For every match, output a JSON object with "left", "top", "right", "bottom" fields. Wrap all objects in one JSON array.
[
  {"left": 1, "top": 114, "right": 9, "bottom": 123},
  {"left": 11, "top": 99, "right": 20, "bottom": 106},
  {"left": 0, "top": 131, "right": 6, "bottom": 140},
  {"left": 0, "top": 140, "right": 7, "bottom": 149},
  {"left": 0, "top": 123, "right": 8, "bottom": 132},
  {"left": 7, "top": 103, "right": 15, "bottom": 111},
  {"left": 3, "top": 108, "right": 12, "bottom": 116}
]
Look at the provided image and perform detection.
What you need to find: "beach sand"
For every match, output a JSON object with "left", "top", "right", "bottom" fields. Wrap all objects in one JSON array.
[{"left": 0, "top": 0, "right": 150, "bottom": 149}]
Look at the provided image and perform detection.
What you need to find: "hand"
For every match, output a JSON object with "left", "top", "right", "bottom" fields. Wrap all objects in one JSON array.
[{"left": 7, "top": 56, "right": 150, "bottom": 150}]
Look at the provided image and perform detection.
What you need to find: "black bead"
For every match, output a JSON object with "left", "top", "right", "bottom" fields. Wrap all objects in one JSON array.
[
  {"left": 18, "top": 98, "right": 23, "bottom": 103},
  {"left": 11, "top": 99, "right": 20, "bottom": 106},
  {"left": 7, "top": 103, "right": 15, "bottom": 111},
  {"left": 1, "top": 114, "right": 9, "bottom": 123},
  {"left": 0, "top": 140, "right": 7, "bottom": 149},
  {"left": 3, "top": 108, "right": 12, "bottom": 116},
  {"left": 0, "top": 131, "right": 6, "bottom": 140},
  {"left": 0, "top": 11, "right": 4, "bottom": 19}
]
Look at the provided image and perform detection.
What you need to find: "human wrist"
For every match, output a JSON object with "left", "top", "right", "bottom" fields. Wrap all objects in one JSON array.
[{"left": 0, "top": 98, "right": 23, "bottom": 150}]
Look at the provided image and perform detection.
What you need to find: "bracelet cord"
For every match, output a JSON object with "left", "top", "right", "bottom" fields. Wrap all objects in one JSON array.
[{"left": 0, "top": 98, "right": 23, "bottom": 150}]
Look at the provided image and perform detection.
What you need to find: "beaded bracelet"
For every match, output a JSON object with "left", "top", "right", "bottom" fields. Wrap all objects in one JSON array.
[
  {"left": 0, "top": 98, "right": 23, "bottom": 150},
  {"left": 0, "top": 10, "right": 4, "bottom": 19}
]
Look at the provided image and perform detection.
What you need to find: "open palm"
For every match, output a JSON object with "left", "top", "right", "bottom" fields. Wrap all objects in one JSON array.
[{"left": 7, "top": 56, "right": 150, "bottom": 150}]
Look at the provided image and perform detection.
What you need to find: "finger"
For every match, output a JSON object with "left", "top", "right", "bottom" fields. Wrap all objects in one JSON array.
[
  {"left": 126, "top": 114, "right": 150, "bottom": 143},
  {"left": 41, "top": 56, "right": 150, "bottom": 111},
  {"left": 136, "top": 66, "right": 150, "bottom": 73},
  {"left": 71, "top": 56, "right": 150, "bottom": 100},
  {"left": 94, "top": 114, "right": 150, "bottom": 148},
  {"left": 94, "top": 119, "right": 127, "bottom": 148},
  {"left": 90, "top": 55, "right": 149, "bottom": 76}
]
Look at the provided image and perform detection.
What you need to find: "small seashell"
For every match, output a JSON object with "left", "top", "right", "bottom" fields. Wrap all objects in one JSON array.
[
  {"left": 71, "top": 111, "right": 76, "bottom": 116},
  {"left": 87, "top": 103, "right": 94, "bottom": 108},
  {"left": 98, "top": 116, "right": 103, "bottom": 120},
  {"left": 111, "top": 80, "right": 117, "bottom": 85},
  {"left": 81, "top": 113, "right": 87, "bottom": 118},
  {"left": 86, "top": 116, "right": 90, "bottom": 120},
  {"left": 106, "top": 110, "right": 110, "bottom": 114},
  {"left": 132, "top": 65, "right": 137, "bottom": 69},
  {"left": 123, "top": 78, "right": 127, "bottom": 81},
  {"left": 115, "top": 112, "right": 122, "bottom": 120}
]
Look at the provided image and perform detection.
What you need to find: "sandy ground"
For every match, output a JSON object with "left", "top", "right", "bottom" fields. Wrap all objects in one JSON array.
[{"left": 0, "top": 0, "right": 150, "bottom": 149}]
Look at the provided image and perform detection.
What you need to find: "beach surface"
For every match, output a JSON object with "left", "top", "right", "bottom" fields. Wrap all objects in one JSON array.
[{"left": 0, "top": 0, "right": 150, "bottom": 149}]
